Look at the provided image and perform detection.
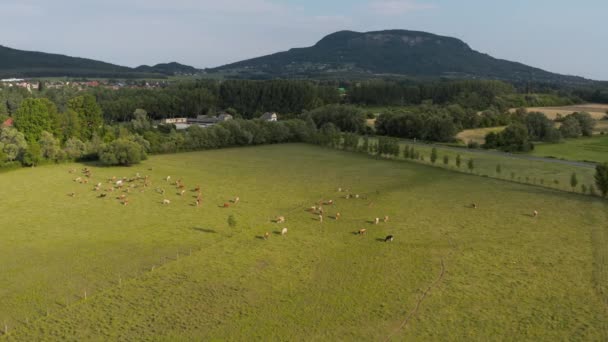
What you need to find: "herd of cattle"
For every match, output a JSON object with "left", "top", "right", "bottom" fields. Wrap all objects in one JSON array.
[
  {"left": 67, "top": 167, "right": 398, "bottom": 243},
  {"left": 69, "top": 167, "right": 539, "bottom": 244}
]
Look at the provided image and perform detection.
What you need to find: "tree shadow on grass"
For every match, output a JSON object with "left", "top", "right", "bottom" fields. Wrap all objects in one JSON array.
[{"left": 192, "top": 227, "right": 217, "bottom": 234}]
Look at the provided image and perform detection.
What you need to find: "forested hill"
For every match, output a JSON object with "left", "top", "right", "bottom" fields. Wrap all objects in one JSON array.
[
  {"left": 0, "top": 45, "right": 197, "bottom": 78},
  {"left": 208, "top": 30, "right": 593, "bottom": 84},
  {"left": 134, "top": 62, "right": 200, "bottom": 76}
]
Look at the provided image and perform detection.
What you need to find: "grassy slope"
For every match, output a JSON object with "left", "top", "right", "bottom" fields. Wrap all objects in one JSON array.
[
  {"left": 531, "top": 135, "right": 608, "bottom": 163},
  {"left": 1, "top": 144, "right": 607, "bottom": 340}
]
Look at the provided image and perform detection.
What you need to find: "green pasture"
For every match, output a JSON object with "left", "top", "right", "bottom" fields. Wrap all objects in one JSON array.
[
  {"left": 531, "top": 135, "right": 608, "bottom": 164},
  {"left": 366, "top": 138, "right": 597, "bottom": 194},
  {"left": 0, "top": 144, "right": 606, "bottom": 340}
]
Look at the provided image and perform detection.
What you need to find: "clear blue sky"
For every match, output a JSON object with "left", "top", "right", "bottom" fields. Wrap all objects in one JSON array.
[{"left": 1, "top": 0, "right": 606, "bottom": 80}]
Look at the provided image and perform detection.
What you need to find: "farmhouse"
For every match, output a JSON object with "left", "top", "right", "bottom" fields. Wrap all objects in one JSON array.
[
  {"left": 160, "top": 114, "right": 234, "bottom": 130},
  {"left": 260, "top": 112, "right": 278, "bottom": 122}
]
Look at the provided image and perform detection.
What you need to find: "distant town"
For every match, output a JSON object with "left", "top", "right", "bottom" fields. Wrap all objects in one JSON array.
[{"left": 1, "top": 78, "right": 168, "bottom": 92}]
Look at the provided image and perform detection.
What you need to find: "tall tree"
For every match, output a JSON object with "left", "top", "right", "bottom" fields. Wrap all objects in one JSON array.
[
  {"left": 13, "top": 98, "right": 57, "bottom": 142},
  {"left": 68, "top": 94, "right": 103, "bottom": 140},
  {"left": 595, "top": 163, "right": 608, "bottom": 197},
  {"left": 570, "top": 172, "right": 578, "bottom": 192}
]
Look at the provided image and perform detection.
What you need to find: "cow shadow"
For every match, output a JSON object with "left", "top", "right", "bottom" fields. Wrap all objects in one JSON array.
[
  {"left": 192, "top": 227, "right": 217, "bottom": 234},
  {"left": 255, "top": 235, "right": 266, "bottom": 240},
  {"left": 366, "top": 220, "right": 377, "bottom": 225},
  {"left": 376, "top": 238, "right": 386, "bottom": 242},
  {"left": 522, "top": 213, "right": 536, "bottom": 218},
  {"left": 273, "top": 231, "right": 282, "bottom": 235}
]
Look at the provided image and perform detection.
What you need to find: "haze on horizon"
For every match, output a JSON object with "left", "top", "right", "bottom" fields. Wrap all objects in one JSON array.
[{"left": 1, "top": 0, "right": 606, "bottom": 80}]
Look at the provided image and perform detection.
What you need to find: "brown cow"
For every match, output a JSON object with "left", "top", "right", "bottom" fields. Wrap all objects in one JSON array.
[
  {"left": 533, "top": 210, "right": 539, "bottom": 217},
  {"left": 358, "top": 229, "right": 367, "bottom": 235},
  {"left": 276, "top": 216, "right": 286, "bottom": 224},
  {"left": 383, "top": 216, "right": 389, "bottom": 223},
  {"left": 223, "top": 203, "right": 230, "bottom": 208},
  {"left": 264, "top": 232, "right": 270, "bottom": 240},
  {"left": 335, "top": 212, "right": 341, "bottom": 220}
]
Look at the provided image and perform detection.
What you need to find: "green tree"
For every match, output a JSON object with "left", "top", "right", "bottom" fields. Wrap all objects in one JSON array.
[
  {"left": 443, "top": 155, "right": 449, "bottom": 166},
  {"left": 570, "top": 172, "right": 578, "bottom": 191},
  {"left": 99, "top": 138, "right": 147, "bottom": 166},
  {"left": 595, "top": 163, "right": 608, "bottom": 197},
  {"left": 581, "top": 184, "right": 587, "bottom": 194},
  {"left": 68, "top": 94, "right": 103, "bottom": 140},
  {"left": 64, "top": 137, "right": 87, "bottom": 160},
  {"left": 22, "top": 142, "right": 42, "bottom": 166},
  {"left": 456, "top": 154, "right": 461, "bottom": 168},
  {"left": 13, "top": 98, "right": 57, "bottom": 142},
  {"left": 589, "top": 185, "right": 597, "bottom": 196},
  {"left": 559, "top": 117, "right": 582, "bottom": 138},
  {"left": 39, "top": 131, "right": 64, "bottom": 161},
  {"left": 0, "top": 126, "right": 28, "bottom": 162},
  {"left": 430, "top": 147, "right": 438, "bottom": 164},
  {"left": 467, "top": 158, "right": 474, "bottom": 173},
  {"left": 496, "top": 164, "right": 502, "bottom": 176}
]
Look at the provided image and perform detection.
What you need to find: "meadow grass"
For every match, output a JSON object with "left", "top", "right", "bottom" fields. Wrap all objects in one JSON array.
[
  {"left": 456, "top": 126, "right": 507, "bottom": 145},
  {"left": 366, "top": 138, "right": 597, "bottom": 194},
  {"left": 531, "top": 135, "right": 608, "bottom": 164},
  {"left": 1, "top": 144, "right": 607, "bottom": 340}
]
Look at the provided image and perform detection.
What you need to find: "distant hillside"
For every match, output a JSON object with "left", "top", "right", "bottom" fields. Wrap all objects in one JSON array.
[
  {"left": 134, "top": 62, "right": 201, "bottom": 76},
  {"left": 208, "top": 30, "right": 593, "bottom": 84},
  {"left": 0, "top": 45, "right": 192, "bottom": 79}
]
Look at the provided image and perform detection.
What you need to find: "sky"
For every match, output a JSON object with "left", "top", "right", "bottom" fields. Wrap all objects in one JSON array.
[{"left": 1, "top": 0, "right": 606, "bottom": 80}]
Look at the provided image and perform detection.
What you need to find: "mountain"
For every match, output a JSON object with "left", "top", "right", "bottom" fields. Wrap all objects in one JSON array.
[
  {"left": 0, "top": 45, "right": 198, "bottom": 79},
  {"left": 208, "top": 30, "right": 592, "bottom": 84},
  {"left": 134, "top": 62, "right": 200, "bottom": 76}
]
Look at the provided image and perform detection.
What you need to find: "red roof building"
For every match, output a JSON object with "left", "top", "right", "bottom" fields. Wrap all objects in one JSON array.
[{"left": 2, "top": 117, "right": 14, "bottom": 127}]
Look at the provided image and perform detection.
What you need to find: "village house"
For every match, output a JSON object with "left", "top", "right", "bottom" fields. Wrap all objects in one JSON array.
[{"left": 260, "top": 112, "right": 278, "bottom": 122}]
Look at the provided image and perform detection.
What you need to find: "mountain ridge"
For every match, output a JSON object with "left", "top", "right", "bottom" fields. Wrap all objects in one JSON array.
[
  {"left": 207, "top": 29, "right": 593, "bottom": 84},
  {"left": 0, "top": 45, "right": 200, "bottom": 78}
]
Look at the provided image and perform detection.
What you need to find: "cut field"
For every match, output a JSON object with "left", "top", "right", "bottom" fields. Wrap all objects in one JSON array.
[
  {"left": 456, "top": 126, "right": 506, "bottom": 145},
  {"left": 511, "top": 103, "right": 608, "bottom": 120},
  {"left": 531, "top": 135, "right": 608, "bottom": 163},
  {"left": 1, "top": 144, "right": 607, "bottom": 340}
]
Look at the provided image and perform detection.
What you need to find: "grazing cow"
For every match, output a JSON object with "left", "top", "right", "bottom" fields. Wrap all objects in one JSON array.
[
  {"left": 115, "top": 180, "right": 123, "bottom": 187},
  {"left": 338, "top": 187, "right": 343, "bottom": 192},
  {"left": 533, "top": 210, "right": 538, "bottom": 217},
  {"left": 234, "top": 196, "right": 240, "bottom": 204},
  {"left": 223, "top": 203, "right": 230, "bottom": 208},
  {"left": 325, "top": 200, "right": 334, "bottom": 205},
  {"left": 276, "top": 216, "right": 286, "bottom": 224},
  {"left": 383, "top": 216, "right": 389, "bottom": 223},
  {"left": 122, "top": 199, "right": 129, "bottom": 206},
  {"left": 472, "top": 203, "right": 477, "bottom": 209},
  {"left": 74, "top": 177, "right": 82, "bottom": 182},
  {"left": 264, "top": 232, "right": 270, "bottom": 240},
  {"left": 98, "top": 193, "right": 107, "bottom": 198},
  {"left": 355, "top": 194, "right": 360, "bottom": 199},
  {"left": 165, "top": 176, "right": 171, "bottom": 182},
  {"left": 309, "top": 205, "right": 317, "bottom": 212},
  {"left": 196, "top": 199, "right": 201, "bottom": 207},
  {"left": 281, "top": 228, "right": 288, "bottom": 236},
  {"left": 319, "top": 214, "right": 323, "bottom": 223},
  {"left": 335, "top": 212, "right": 341, "bottom": 220},
  {"left": 358, "top": 228, "right": 367, "bottom": 235},
  {"left": 180, "top": 190, "right": 186, "bottom": 196},
  {"left": 194, "top": 185, "right": 201, "bottom": 192},
  {"left": 385, "top": 235, "right": 394, "bottom": 242},
  {"left": 162, "top": 199, "right": 171, "bottom": 205},
  {"left": 374, "top": 217, "right": 380, "bottom": 225},
  {"left": 318, "top": 206, "right": 324, "bottom": 215}
]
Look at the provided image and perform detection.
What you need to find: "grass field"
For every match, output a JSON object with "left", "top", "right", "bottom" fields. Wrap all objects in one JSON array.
[
  {"left": 532, "top": 135, "right": 608, "bottom": 163},
  {"left": 1, "top": 144, "right": 607, "bottom": 340}
]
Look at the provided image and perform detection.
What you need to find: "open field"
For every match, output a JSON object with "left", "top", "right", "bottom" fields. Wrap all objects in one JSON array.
[
  {"left": 1, "top": 144, "right": 607, "bottom": 340},
  {"left": 531, "top": 135, "right": 608, "bottom": 164},
  {"left": 456, "top": 126, "right": 506, "bottom": 145},
  {"left": 511, "top": 103, "right": 608, "bottom": 120},
  {"left": 369, "top": 138, "right": 597, "bottom": 192}
]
